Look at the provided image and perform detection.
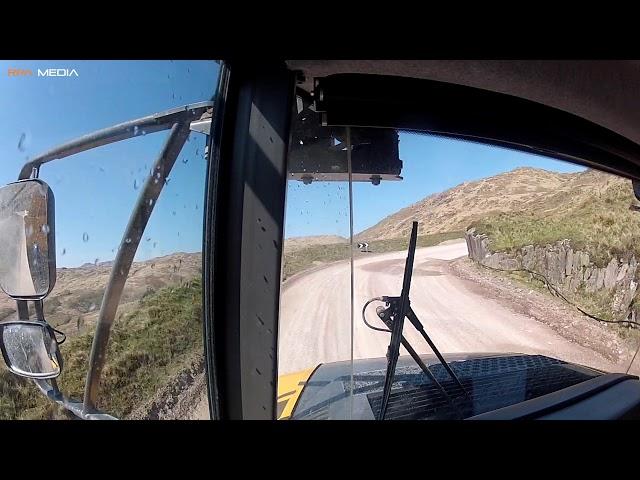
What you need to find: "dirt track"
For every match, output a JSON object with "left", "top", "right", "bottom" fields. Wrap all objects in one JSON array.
[{"left": 277, "top": 240, "right": 625, "bottom": 375}]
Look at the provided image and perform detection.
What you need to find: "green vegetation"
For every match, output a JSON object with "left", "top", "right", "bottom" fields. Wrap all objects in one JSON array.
[
  {"left": 0, "top": 279, "right": 203, "bottom": 420},
  {"left": 471, "top": 177, "right": 640, "bottom": 335},
  {"left": 283, "top": 231, "right": 465, "bottom": 280},
  {"left": 471, "top": 180, "right": 640, "bottom": 267}
]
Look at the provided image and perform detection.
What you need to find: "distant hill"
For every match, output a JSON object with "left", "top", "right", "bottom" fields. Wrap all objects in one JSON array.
[
  {"left": 357, "top": 167, "right": 624, "bottom": 241},
  {"left": 0, "top": 252, "right": 202, "bottom": 336},
  {"left": 283, "top": 235, "right": 348, "bottom": 254}
]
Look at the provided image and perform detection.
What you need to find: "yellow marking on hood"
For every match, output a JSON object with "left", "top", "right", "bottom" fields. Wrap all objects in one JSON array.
[{"left": 276, "top": 367, "right": 318, "bottom": 420}]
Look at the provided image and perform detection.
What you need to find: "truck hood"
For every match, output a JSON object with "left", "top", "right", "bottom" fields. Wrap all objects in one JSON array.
[{"left": 281, "top": 352, "right": 604, "bottom": 420}]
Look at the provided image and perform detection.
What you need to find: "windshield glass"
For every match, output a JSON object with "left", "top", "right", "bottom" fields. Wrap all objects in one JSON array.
[
  {"left": 279, "top": 117, "right": 640, "bottom": 419},
  {"left": 0, "top": 60, "right": 218, "bottom": 419}
]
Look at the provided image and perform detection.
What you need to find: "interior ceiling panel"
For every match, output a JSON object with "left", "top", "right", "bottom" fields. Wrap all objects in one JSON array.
[{"left": 286, "top": 60, "right": 640, "bottom": 146}]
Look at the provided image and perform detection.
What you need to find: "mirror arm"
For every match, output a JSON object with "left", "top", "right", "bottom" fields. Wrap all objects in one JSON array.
[
  {"left": 17, "top": 102, "right": 212, "bottom": 181},
  {"left": 16, "top": 300, "right": 29, "bottom": 320},
  {"left": 34, "top": 299, "right": 44, "bottom": 321},
  {"left": 82, "top": 120, "right": 192, "bottom": 414},
  {"left": 31, "top": 378, "right": 116, "bottom": 420}
]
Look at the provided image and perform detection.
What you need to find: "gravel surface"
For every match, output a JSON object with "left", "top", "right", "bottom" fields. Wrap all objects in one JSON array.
[{"left": 449, "top": 257, "right": 640, "bottom": 374}]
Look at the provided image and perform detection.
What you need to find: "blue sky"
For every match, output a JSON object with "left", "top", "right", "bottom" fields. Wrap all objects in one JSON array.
[
  {"left": 284, "top": 132, "right": 585, "bottom": 238},
  {"left": 0, "top": 60, "right": 219, "bottom": 267},
  {"left": 0, "top": 60, "right": 586, "bottom": 266}
]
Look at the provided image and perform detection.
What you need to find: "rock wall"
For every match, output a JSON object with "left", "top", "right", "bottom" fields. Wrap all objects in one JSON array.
[{"left": 465, "top": 228, "right": 638, "bottom": 318}]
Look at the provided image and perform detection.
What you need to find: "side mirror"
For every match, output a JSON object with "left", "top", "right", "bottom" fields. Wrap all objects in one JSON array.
[
  {"left": 633, "top": 179, "right": 640, "bottom": 201},
  {"left": 0, "top": 321, "right": 63, "bottom": 379},
  {"left": 0, "top": 179, "right": 56, "bottom": 299}
]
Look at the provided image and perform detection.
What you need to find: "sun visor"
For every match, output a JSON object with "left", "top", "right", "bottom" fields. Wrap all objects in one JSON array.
[{"left": 311, "top": 74, "right": 640, "bottom": 182}]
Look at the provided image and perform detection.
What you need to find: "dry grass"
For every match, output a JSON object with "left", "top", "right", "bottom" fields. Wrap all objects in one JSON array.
[
  {"left": 472, "top": 179, "right": 640, "bottom": 267},
  {"left": 358, "top": 167, "right": 628, "bottom": 243},
  {"left": 0, "top": 278, "right": 203, "bottom": 420}
]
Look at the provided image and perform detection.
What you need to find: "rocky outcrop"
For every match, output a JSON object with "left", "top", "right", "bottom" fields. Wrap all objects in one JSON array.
[{"left": 465, "top": 229, "right": 638, "bottom": 319}]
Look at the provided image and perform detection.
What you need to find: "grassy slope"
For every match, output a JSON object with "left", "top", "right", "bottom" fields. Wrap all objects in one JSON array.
[
  {"left": 0, "top": 279, "right": 203, "bottom": 420},
  {"left": 471, "top": 177, "right": 640, "bottom": 268}
]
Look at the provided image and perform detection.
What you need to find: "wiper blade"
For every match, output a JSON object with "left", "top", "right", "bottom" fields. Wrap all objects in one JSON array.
[
  {"left": 375, "top": 221, "right": 469, "bottom": 420},
  {"left": 377, "top": 221, "right": 418, "bottom": 420}
]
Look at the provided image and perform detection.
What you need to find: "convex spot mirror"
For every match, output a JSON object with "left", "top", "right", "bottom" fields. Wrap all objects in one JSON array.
[
  {"left": 0, "top": 179, "right": 56, "bottom": 299},
  {"left": 0, "top": 321, "right": 63, "bottom": 379}
]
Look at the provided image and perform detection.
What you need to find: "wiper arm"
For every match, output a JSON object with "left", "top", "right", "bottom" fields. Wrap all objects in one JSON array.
[
  {"left": 377, "top": 221, "right": 418, "bottom": 420},
  {"left": 375, "top": 304, "right": 462, "bottom": 418},
  {"left": 372, "top": 221, "right": 469, "bottom": 420}
]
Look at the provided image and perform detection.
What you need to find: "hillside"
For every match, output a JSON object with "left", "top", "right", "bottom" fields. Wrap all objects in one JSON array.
[
  {"left": 471, "top": 171, "right": 639, "bottom": 268},
  {"left": 283, "top": 235, "right": 348, "bottom": 254},
  {"left": 0, "top": 252, "right": 202, "bottom": 338},
  {"left": 0, "top": 252, "right": 203, "bottom": 419},
  {"left": 357, "top": 167, "right": 625, "bottom": 241}
]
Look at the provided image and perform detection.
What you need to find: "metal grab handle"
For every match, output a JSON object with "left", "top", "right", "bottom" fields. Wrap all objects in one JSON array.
[{"left": 82, "top": 121, "right": 191, "bottom": 413}]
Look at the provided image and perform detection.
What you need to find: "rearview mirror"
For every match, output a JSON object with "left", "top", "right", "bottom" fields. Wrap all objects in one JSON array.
[
  {"left": 0, "top": 321, "right": 63, "bottom": 379},
  {"left": 0, "top": 179, "right": 56, "bottom": 299}
]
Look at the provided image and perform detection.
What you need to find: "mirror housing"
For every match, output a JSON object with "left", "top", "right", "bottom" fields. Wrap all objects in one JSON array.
[
  {"left": 0, "top": 179, "right": 56, "bottom": 300},
  {"left": 633, "top": 179, "right": 640, "bottom": 201},
  {"left": 0, "top": 321, "right": 63, "bottom": 379}
]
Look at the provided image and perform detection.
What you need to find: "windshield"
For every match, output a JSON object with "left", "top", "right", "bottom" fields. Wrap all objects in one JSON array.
[{"left": 278, "top": 116, "right": 640, "bottom": 419}]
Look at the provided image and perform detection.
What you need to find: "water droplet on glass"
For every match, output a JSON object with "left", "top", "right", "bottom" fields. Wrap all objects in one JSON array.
[
  {"left": 156, "top": 172, "right": 161, "bottom": 179},
  {"left": 154, "top": 178, "right": 159, "bottom": 184},
  {"left": 125, "top": 238, "right": 132, "bottom": 244},
  {"left": 94, "top": 258, "right": 99, "bottom": 266},
  {"left": 146, "top": 237, "right": 151, "bottom": 242},
  {"left": 182, "top": 158, "right": 188, "bottom": 164},
  {"left": 62, "top": 248, "right": 66, "bottom": 255},
  {"left": 141, "top": 129, "right": 146, "bottom": 136},
  {"left": 172, "top": 211, "right": 176, "bottom": 216},
  {"left": 134, "top": 125, "right": 139, "bottom": 136},
  {"left": 196, "top": 148, "right": 199, "bottom": 156},
  {"left": 134, "top": 179, "right": 138, "bottom": 190},
  {"left": 41, "top": 224, "right": 50, "bottom": 234},
  {"left": 26, "top": 225, "right": 33, "bottom": 236},
  {"left": 89, "top": 303, "right": 96, "bottom": 312},
  {"left": 148, "top": 199, "right": 154, "bottom": 206},
  {"left": 153, "top": 242, "right": 157, "bottom": 248},
  {"left": 83, "top": 233, "right": 89, "bottom": 242},
  {"left": 299, "top": 140, "right": 304, "bottom": 145},
  {"left": 18, "top": 133, "right": 27, "bottom": 152}
]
